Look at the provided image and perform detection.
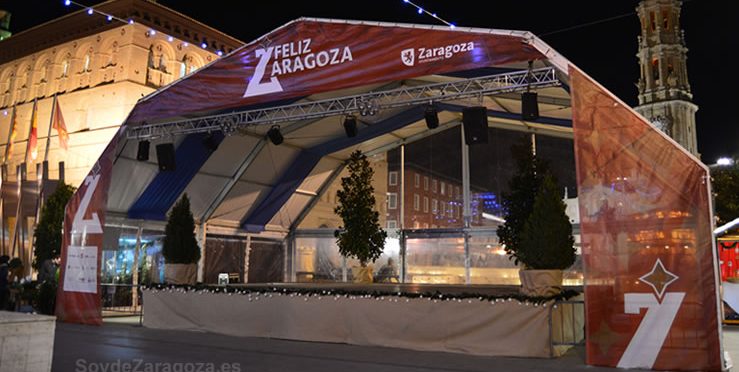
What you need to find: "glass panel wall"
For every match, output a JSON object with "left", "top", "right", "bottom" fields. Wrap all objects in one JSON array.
[
  {"left": 293, "top": 230, "right": 400, "bottom": 283},
  {"left": 404, "top": 232, "right": 465, "bottom": 284}
]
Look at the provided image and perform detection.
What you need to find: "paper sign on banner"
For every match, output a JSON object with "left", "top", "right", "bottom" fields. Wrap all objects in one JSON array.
[{"left": 62, "top": 246, "right": 98, "bottom": 294}]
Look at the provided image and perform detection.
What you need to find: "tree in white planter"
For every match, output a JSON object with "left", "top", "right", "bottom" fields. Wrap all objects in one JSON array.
[
  {"left": 163, "top": 194, "right": 200, "bottom": 284},
  {"left": 334, "top": 150, "right": 387, "bottom": 283}
]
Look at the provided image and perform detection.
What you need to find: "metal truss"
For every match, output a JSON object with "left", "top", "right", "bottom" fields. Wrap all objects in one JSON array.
[{"left": 126, "top": 67, "right": 560, "bottom": 140}]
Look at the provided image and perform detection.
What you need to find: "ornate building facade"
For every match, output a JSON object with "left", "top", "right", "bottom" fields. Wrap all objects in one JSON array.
[
  {"left": 0, "top": 0, "right": 241, "bottom": 263},
  {"left": 635, "top": 0, "right": 699, "bottom": 156}
]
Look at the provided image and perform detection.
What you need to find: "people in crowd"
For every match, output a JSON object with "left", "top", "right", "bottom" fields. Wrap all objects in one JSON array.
[
  {"left": 0, "top": 255, "right": 9, "bottom": 311},
  {"left": 374, "top": 257, "right": 399, "bottom": 283}
]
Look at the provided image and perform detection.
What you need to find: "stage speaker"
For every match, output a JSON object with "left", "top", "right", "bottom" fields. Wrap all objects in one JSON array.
[
  {"left": 462, "top": 107, "right": 488, "bottom": 145},
  {"left": 424, "top": 106, "right": 439, "bottom": 129},
  {"left": 343, "top": 115, "right": 358, "bottom": 138},
  {"left": 521, "top": 92, "right": 539, "bottom": 121},
  {"left": 156, "top": 143, "right": 176, "bottom": 171},
  {"left": 202, "top": 133, "right": 219, "bottom": 152},
  {"left": 267, "top": 125, "right": 283, "bottom": 145},
  {"left": 136, "top": 140, "right": 150, "bottom": 161}
]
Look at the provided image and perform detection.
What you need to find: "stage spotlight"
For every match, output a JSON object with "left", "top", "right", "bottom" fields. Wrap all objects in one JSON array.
[
  {"left": 136, "top": 140, "right": 150, "bottom": 161},
  {"left": 343, "top": 115, "right": 358, "bottom": 137},
  {"left": 521, "top": 92, "right": 539, "bottom": 121},
  {"left": 267, "top": 125, "right": 283, "bottom": 145},
  {"left": 424, "top": 105, "right": 439, "bottom": 129}
]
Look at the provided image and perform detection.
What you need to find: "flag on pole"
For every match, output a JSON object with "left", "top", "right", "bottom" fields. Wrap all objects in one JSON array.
[
  {"left": 28, "top": 100, "right": 39, "bottom": 161},
  {"left": 6, "top": 109, "right": 17, "bottom": 162},
  {"left": 52, "top": 98, "right": 69, "bottom": 150}
]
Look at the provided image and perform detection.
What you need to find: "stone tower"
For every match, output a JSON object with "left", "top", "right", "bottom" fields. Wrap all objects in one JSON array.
[{"left": 635, "top": 0, "right": 698, "bottom": 156}]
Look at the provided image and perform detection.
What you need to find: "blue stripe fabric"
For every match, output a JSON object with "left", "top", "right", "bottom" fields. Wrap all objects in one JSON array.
[
  {"left": 241, "top": 106, "right": 427, "bottom": 232},
  {"left": 128, "top": 132, "right": 225, "bottom": 220}
]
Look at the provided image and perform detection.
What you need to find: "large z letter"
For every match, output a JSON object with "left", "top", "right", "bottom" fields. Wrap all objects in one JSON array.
[
  {"left": 72, "top": 174, "right": 103, "bottom": 235},
  {"left": 243, "top": 47, "right": 283, "bottom": 98}
]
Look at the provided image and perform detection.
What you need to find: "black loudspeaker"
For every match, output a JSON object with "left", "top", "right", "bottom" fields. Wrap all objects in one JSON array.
[
  {"left": 136, "top": 140, "right": 150, "bottom": 161},
  {"left": 462, "top": 107, "right": 489, "bottom": 145},
  {"left": 267, "top": 126, "right": 284, "bottom": 145},
  {"left": 424, "top": 106, "right": 439, "bottom": 129},
  {"left": 202, "top": 134, "right": 219, "bottom": 152},
  {"left": 521, "top": 92, "right": 539, "bottom": 121},
  {"left": 156, "top": 143, "right": 176, "bottom": 171},
  {"left": 343, "top": 115, "right": 358, "bottom": 138}
]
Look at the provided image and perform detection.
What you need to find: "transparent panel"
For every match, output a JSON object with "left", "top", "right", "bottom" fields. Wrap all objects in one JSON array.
[
  {"left": 293, "top": 232, "right": 400, "bottom": 283},
  {"left": 468, "top": 128, "right": 520, "bottom": 227},
  {"left": 204, "top": 235, "right": 245, "bottom": 284},
  {"left": 298, "top": 152, "right": 389, "bottom": 229},
  {"left": 389, "top": 127, "right": 463, "bottom": 229},
  {"left": 405, "top": 235, "right": 465, "bottom": 284},
  {"left": 467, "top": 234, "right": 518, "bottom": 284}
]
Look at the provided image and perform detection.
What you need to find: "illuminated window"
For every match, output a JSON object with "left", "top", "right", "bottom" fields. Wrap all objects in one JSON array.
[
  {"left": 387, "top": 220, "right": 397, "bottom": 229},
  {"left": 83, "top": 54, "right": 91, "bottom": 72},
  {"left": 423, "top": 197, "right": 429, "bottom": 213},
  {"left": 423, "top": 176, "right": 429, "bottom": 191},
  {"left": 61, "top": 60, "right": 69, "bottom": 77},
  {"left": 388, "top": 193, "right": 398, "bottom": 209},
  {"left": 650, "top": 11, "right": 656, "bottom": 31},
  {"left": 414, "top": 174, "right": 420, "bottom": 188},
  {"left": 414, "top": 194, "right": 420, "bottom": 211},
  {"left": 432, "top": 199, "right": 438, "bottom": 214},
  {"left": 440, "top": 182, "right": 446, "bottom": 195},
  {"left": 388, "top": 171, "right": 398, "bottom": 186},
  {"left": 432, "top": 179, "right": 438, "bottom": 193}
]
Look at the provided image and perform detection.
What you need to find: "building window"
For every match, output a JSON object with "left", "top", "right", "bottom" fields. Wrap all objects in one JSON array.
[
  {"left": 455, "top": 186, "right": 460, "bottom": 199},
  {"left": 440, "top": 182, "right": 446, "bottom": 195},
  {"left": 414, "top": 174, "right": 420, "bottom": 188},
  {"left": 424, "top": 176, "right": 429, "bottom": 191},
  {"left": 389, "top": 171, "right": 398, "bottom": 186},
  {"left": 83, "top": 53, "right": 91, "bottom": 72},
  {"left": 388, "top": 193, "right": 398, "bottom": 209},
  {"left": 423, "top": 223, "right": 429, "bottom": 229},
  {"left": 413, "top": 221, "right": 421, "bottom": 229},
  {"left": 387, "top": 220, "right": 397, "bottom": 229},
  {"left": 662, "top": 10, "right": 669, "bottom": 29},
  {"left": 432, "top": 199, "right": 438, "bottom": 214},
  {"left": 414, "top": 194, "right": 420, "bottom": 211},
  {"left": 652, "top": 59, "right": 660, "bottom": 81},
  {"left": 650, "top": 11, "right": 656, "bottom": 31},
  {"left": 432, "top": 179, "right": 438, "bottom": 193},
  {"left": 439, "top": 203, "right": 445, "bottom": 217},
  {"left": 423, "top": 197, "right": 429, "bottom": 213},
  {"left": 61, "top": 59, "right": 69, "bottom": 78}
]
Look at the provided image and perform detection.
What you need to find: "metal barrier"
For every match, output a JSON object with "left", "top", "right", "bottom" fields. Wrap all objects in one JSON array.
[
  {"left": 549, "top": 299, "right": 585, "bottom": 356},
  {"left": 100, "top": 283, "right": 142, "bottom": 324}
]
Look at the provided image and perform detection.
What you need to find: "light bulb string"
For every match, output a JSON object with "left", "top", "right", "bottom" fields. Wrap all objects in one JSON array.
[
  {"left": 402, "top": 0, "right": 455, "bottom": 28},
  {"left": 63, "top": 0, "right": 132, "bottom": 25}
]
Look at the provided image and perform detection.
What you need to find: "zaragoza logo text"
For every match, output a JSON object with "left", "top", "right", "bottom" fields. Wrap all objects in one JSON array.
[
  {"left": 401, "top": 41, "right": 475, "bottom": 67},
  {"left": 243, "top": 38, "right": 354, "bottom": 98}
]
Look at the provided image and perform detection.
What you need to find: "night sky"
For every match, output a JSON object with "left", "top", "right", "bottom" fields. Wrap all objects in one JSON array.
[{"left": 3, "top": 0, "right": 737, "bottom": 163}]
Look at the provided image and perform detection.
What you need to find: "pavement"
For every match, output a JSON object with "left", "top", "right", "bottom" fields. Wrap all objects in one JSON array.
[
  {"left": 53, "top": 318, "right": 739, "bottom": 372},
  {"left": 52, "top": 318, "right": 632, "bottom": 372}
]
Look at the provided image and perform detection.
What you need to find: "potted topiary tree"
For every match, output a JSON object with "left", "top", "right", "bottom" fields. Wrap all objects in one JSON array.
[
  {"left": 163, "top": 194, "right": 200, "bottom": 285},
  {"left": 498, "top": 136, "right": 574, "bottom": 296},
  {"left": 517, "top": 175, "right": 575, "bottom": 296},
  {"left": 334, "top": 150, "right": 387, "bottom": 283}
]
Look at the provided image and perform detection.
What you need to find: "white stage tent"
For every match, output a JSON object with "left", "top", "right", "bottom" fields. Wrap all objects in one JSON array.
[{"left": 56, "top": 17, "right": 723, "bottom": 371}]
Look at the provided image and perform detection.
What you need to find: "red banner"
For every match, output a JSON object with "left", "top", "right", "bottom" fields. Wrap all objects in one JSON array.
[
  {"left": 53, "top": 97, "right": 69, "bottom": 150},
  {"left": 571, "top": 67, "right": 723, "bottom": 370},
  {"left": 55, "top": 127, "right": 122, "bottom": 325},
  {"left": 128, "top": 20, "right": 543, "bottom": 124}
]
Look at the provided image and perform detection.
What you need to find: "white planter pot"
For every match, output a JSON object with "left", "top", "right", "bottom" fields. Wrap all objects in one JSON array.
[
  {"left": 519, "top": 269, "right": 563, "bottom": 297},
  {"left": 164, "top": 263, "right": 197, "bottom": 285}
]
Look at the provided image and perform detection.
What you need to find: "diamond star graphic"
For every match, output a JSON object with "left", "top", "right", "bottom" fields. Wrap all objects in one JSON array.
[
  {"left": 592, "top": 320, "right": 619, "bottom": 357},
  {"left": 639, "top": 258, "right": 678, "bottom": 300}
]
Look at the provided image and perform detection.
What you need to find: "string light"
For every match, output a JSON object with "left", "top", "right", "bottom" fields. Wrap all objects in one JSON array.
[
  {"left": 142, "top": 283, "right": 579, "bottom": 306},
  {"left": 62, "top": 0, "right": 130, "bottom": 25},
  {"left": 401, "top": 0, "right": 454, "bottom": 28}
]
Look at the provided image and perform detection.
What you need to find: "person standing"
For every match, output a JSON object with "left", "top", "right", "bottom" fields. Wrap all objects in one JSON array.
[{"left": 0, "top": 255, "right": 10, "bottom": 311}]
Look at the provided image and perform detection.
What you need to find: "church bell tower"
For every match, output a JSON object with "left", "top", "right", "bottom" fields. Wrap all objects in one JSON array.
[{"left": 635, "top": 0, "right": 699, "bottom": 156}]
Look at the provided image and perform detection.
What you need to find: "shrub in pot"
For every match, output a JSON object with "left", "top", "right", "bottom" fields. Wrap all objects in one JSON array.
[
  {"left": 334, "top": 150, "right": 387, "bottom": 283},
  {"left": 163, "top": 194, "right": 200, "bottom": 284}
]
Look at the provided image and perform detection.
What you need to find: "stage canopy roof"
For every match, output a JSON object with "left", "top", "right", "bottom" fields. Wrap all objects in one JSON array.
[{"left": 105, "top": 18, "right": 580, "bottom": 233}]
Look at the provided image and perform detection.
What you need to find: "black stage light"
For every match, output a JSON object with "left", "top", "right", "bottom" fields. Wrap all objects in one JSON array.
[
  {"left": 267, "top": 125, "right": 283, "bottom": 145},
  {"left": 343, "top": 115, "right": 358, "bottom": 138},
  {"left": 424, "top": 105, "right": 439, "bottom": 129},
  {"left": 521, "top": 92, "right": 539, "bottom": 121},
  {"left": 136, "top": 140, "right": 150, "bottom": 161}
]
